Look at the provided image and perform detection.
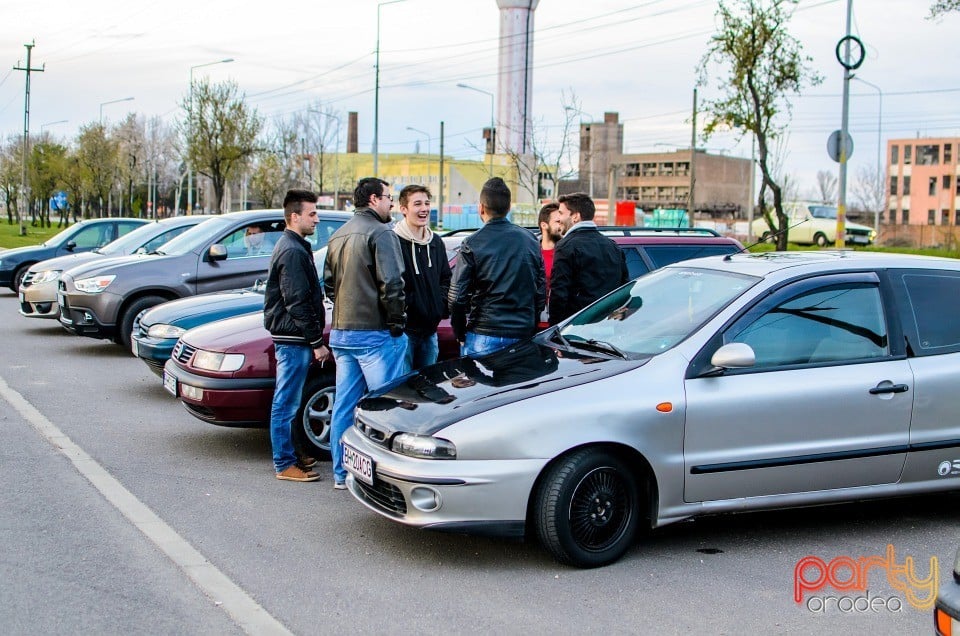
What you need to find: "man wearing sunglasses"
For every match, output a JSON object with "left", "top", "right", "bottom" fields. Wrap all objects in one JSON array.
[{"left": 323, "top": 177, "right": 408, "bottom": 489}]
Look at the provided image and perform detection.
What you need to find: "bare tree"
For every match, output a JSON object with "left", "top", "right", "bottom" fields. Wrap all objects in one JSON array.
[
  {"left": 0, "top": 135, "right": 23, "bottom": 224},
  {"left": 815, "top": 169, "right": 837, "bottom": 203},
  {"left": 929, "top": 0, "right": 960, "bottom": 18},
  {"left": 76, "top": 123, "right": 119, "bottom": 217},
  {"left": 698, "top": 0, "right": 822, "bottom": 250},
  {"left": 501, "top": 89, "right": 584, "bottom": 205},
  {"left": 851, "top": 163, "right": 885, "bottom": 226},
  {"left": 247, "top": 153, "right": 286, "bottom": 209},
  {"left": 182, "top": 79, "right": 262, "bottom": 212}
]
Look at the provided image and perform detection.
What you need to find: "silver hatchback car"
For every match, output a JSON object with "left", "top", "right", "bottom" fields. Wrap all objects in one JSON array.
[{"left": 342, "top": 251, "right": 960, "bottom": 567}]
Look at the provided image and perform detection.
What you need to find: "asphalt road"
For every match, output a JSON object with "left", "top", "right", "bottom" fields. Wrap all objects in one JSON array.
[{"left": 0, "top": 290, "right": 956, "bottom": 635}]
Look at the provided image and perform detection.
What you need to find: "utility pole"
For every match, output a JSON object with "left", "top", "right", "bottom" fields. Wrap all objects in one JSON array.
[
  {"left": 438, "top": 121, "right": 444, "bottom": 229},
  {"left": 836, "top": 0, "right": 854, "bottom": 248},
  {"left": 14, "top": 41, "right": 44, "bottom": 236},
  {"left": 689, "top": 88, "right": 697, "bottom": 224}
]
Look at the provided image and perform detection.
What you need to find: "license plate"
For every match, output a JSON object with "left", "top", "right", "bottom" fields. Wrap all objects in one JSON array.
[
  {"left": 849, "top": 235, "right": 868, "bottom": 244},
  {"left": 162, "top": 370, "right": 178, "bottom": 396},
  {"left": 343, "top": 442, "right": 374, "bottom": 485}
]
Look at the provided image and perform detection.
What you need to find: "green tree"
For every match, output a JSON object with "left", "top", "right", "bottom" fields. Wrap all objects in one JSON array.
[
  {"left": 182, "top": 79, "right": 262, "bottom": 212},
  {"left": 76, "top": 123, "right": 119, "bottom": 217},
  {"left": 0, "top": 135, "right": 23, "bottom": 225},
  {"left": 248, "top": 152, "right": 286, "bottom": 209},
  {"left": 697, "top": 0, "right": 822, "bottom": 250},
  {"left": 29, "top": 140, "right": 68, "bottom": 228}
]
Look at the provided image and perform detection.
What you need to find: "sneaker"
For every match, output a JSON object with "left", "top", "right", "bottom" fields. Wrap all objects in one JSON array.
[
  {"left": 276, "top": 465, "right": 321, "bottom": 482},
  {"left": 297, "top": 455, "right": 319, "bottom": 470},
  {"left": 333, "top": 481, "right": 347, "bottom": 490}
]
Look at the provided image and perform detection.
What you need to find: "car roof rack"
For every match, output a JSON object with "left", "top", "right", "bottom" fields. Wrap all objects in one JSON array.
[{"left": 597, "top": 226, "right": 721, "bottom": 237}]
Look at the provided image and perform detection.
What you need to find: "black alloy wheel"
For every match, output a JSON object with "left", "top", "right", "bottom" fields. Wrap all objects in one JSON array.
[{"left": 535, "top": 447, "right": 641, "bottom": 568}]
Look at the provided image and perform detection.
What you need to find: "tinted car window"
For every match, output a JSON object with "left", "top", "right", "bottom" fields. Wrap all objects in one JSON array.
[
  {"left": 729, "top": 283, "right": 888, "bottom": 368},
  {"left": 643, "top": 244, "right": 740, "bottom": 269},
  {"left": 117, "top": 222, "right": 142, "bottom": 237},
  {"left": 222, "top": 223, "right": 283, "bottom": 258},
  {"left": 71, "top": 223, "right": 114, "bottom": 248},
  {"left": 311, "top": 219, "right": 343, "bottom": 251},
  {"left": 621, "top": 247, "right": 650, "bottom": 279},
  {"left": 902, "top": 273, "right": 960, "bottom": 350},
  {"left": 141, "top": 225, "right": 194, "bottom": 254}
]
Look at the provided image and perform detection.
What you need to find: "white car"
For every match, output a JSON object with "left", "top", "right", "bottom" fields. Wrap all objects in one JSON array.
[{"left": 751, "top": 201, "right": 876, "bottom": 246}]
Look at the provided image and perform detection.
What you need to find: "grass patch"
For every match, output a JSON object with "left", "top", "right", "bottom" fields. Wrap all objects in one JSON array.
[
  {"left": 0, "top": 220, "right": 65, "bottom": 249},
  {"left": 747, "top": 241, "right": 960, "bottom": 259}
]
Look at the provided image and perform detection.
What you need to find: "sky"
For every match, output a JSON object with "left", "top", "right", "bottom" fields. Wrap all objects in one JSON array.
[{"left": 2, "top": 0, "right": 958, "bottom": 197}]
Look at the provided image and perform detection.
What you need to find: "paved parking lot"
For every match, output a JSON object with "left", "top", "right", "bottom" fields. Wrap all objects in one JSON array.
[{"left": 0, "top": 291, "right": 955, "bottom": 634}]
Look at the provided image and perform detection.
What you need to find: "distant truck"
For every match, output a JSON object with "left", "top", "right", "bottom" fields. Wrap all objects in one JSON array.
[{"left": 750, "top": 201, "right": 876, "bottom": 247}]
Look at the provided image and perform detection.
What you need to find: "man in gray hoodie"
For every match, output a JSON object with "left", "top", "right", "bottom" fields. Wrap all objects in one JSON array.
[{"left": 394, "top": 184, "right": 451, "bottom": 369}]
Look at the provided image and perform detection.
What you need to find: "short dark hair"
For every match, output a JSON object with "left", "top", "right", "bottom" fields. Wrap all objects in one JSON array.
[
  {"left": 399, "top": 184, "right": 431, "bottom": 208},
  {"left": 479, "top": 177, "right": 511, "bottom": 217},
  {"left": 282, "top": 189, "right": 318, "bottom": 223},
  {"left": 354, "top": 177, "right": 390, "bottom": 209},
  {"left": 538, "top": 201, "right": 559, "bottom": 226},
  {"left": 557, "top": 192, "right": 595, "bottom": 221}
]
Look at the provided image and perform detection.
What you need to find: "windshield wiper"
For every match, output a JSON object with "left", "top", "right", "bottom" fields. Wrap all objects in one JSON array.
[
  {"left": 569, "top": 338, "right": 628, "bottom": 359},
  {"left": 548, "top": 326, "right": 571, "bottom": 348}
]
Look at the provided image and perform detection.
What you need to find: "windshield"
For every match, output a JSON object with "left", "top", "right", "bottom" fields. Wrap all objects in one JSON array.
[
  {"left": 808, "top": 205, "right": 838, "bottom": 220},
  {"left": 559, "top": 267, "right": 758, "bottom": 357},
  {"left": 97, "top": 222, "right": 161, "bottom": 255},
  {"left": 155, "top": 216, "right": 225, "bottom": 255}
]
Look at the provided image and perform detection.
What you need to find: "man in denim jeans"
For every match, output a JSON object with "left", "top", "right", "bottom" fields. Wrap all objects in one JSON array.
[
  {"left": 448, "top": 177, "right": 545, "bottom": 357},
  {"left": 263, "top": 189, "right": 332, "bottom": 482},
  {"left": 324, "top": 177, "right": 408, "bottom": 489}
]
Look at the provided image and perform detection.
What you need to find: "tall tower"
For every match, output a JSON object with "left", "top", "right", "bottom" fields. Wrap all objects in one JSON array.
[{"left": 496, "top": 0, "right": 538, "bottom": 156}]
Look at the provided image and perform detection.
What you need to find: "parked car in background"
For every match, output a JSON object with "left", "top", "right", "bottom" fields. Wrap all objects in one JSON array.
[
  {"left": 18, "top": 215, "right": 211, "bottom": 319},
  {"left": 340, "top": 251, "right": 960, "bottom": 568},
  {"left": 161, "top": 229, "right": 743, "bottom": 459},
  {"left": 936, "top": 547, "right": 960, "bottom": 636},
  {"left": 58, "top": 210, "right": 350, "bottom": 352},
  {"left": 0, "top": 217, "right": 149, "bottom": 293},
  {"left": 750, "top": 201, "right": 877, "bottom": 247}
]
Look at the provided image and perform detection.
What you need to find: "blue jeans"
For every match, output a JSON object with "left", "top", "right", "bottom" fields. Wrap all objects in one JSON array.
[
  {"left": 329, "top": 330, "right": 409, "bottom": 483},
  {"left": 461, "top": 332, "right": 520, "bottom": 357},
  {"left": 270, "top": 343, "right": 312, "bottom": 473},
  {"left": 405, "top": 332, "right": 439, "bottom": 370}
]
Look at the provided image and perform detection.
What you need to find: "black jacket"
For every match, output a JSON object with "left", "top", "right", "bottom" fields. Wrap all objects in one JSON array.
[
  {"left": 263, "top": 229, "right": 325, "bottom": 347},
  {"left": 396, "top": 233, "right": 452, "bottom": 337},
  {"left": 548, "top": 224, "right": 629, "bottom": 325},
  {"left": 448, "top": 217, "right": 545, "bottom": 340},
  {"left": 323, "top": 208, "right": 406, "bottom": 332}
]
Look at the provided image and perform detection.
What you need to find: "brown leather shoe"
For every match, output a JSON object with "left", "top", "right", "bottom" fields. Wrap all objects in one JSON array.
[
  {"left": 276, "top": 465, "right": 321, "bottom": 482},
  {"left": 297, "top": 455, "right": 319, "bottom": 470}
]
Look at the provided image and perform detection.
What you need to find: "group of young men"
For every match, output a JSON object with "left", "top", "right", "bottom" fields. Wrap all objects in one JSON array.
[{"left": 262, "top": 177, "right": 628, "bottom": 486}]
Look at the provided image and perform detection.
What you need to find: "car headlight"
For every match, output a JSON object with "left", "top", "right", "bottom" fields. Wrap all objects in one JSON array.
[
  {"left": 390, "top": 433, "right": 457, "bottom": 459},
  {"left": 31, "top": 270, "right": 62, "bottom": 284},
  {"left": 869, "top": 230, "right": 877, "bottom": 241},
  {"left": 74, "top": 274, "right": 116, "bottom": 293},
  {"left": 192, "top": 350, "right": 245, "bottom": 372},
  {"left": 147, "top": 324, "right": 186, "bottom": 339}
]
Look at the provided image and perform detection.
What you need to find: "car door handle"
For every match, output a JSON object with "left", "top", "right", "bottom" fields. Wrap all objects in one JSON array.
[{"left": 869, "top": 383, "right": 909, "bottom": 395}]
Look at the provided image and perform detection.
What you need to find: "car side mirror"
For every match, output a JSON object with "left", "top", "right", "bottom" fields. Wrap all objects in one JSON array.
[
  {"left": 65, "top": 240, "right": 77, "bottom": 251},
  {"left": 208, "top": 243, "right": 228, "bottom": 261},
  {"left": 710, "top": 342, "right": 756, "bottom": 369}
]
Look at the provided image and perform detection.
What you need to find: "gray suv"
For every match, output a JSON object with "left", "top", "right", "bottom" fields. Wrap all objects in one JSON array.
[
  {"left": 58, "top": 209, "right": 349, "bottom": 351},
  {"left": 341, "top": 251, "right": 960, "bottom": 567}
]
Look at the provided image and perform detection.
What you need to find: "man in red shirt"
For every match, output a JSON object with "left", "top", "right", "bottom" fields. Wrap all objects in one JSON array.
[{"left": 538, "top": 201, "right": 563, "bottom": 328}]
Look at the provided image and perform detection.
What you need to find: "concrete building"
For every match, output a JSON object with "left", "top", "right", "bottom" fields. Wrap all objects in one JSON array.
[{"left": 886, "top": 137, "right": 959, "bottom": 227}]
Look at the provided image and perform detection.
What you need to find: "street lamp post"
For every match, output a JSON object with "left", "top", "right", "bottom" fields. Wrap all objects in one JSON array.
[
  {"left": 406, "top": 126, "right": 431, "bottom": 189},
  {"left": 188, "top": 58, "right": 234, "bottom": 214},
  {"left": 99, "top": 97, "right": 133, "bottom": 124},
  {"left": 374, "top": 0, "right": 406, "bottom": 175},
  {"left": 853, "top": 76, "right": 883, "bottom": 232},
  {"left": 456, "top": 83, "right": 494, "bottom": 178},
  {"left": 310, "top": 109, "right": 342, "bottom": 209},
  {"left": 40, "top": 119, "right": 68, "bottom": 134}
]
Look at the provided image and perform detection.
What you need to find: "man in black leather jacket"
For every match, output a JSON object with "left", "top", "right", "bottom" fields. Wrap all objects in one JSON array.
[
  {"left": 448, "top": 177, "right": 545, "bottom": 357},
  {"left": 549, "top": 192, "right": 629, "bottom": 325},
  {"left": 323, "top": 177, "right": 408, "bottom": 488}
]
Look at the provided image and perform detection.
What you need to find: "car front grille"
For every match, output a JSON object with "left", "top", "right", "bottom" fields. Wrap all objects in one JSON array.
[
  {"left": 847, "top": 228, "right": 870, "bottom": 237},
  {"left": 354, "top": 478, "right": 407, "bottom": 515},
  {"left": 172, "top": 340, "right": 197, "bottom": 364}
]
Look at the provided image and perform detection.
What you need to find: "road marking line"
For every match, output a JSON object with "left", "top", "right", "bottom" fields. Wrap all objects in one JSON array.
[{"left": 0, "top": 375, "right": 291, "bottom": 636}]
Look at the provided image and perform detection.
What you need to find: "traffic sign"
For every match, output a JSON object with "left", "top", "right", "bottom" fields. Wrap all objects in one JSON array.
[
  {"left": 827, "top": 130, "right": 854, "bottom": 163},
  {"left": 51, "top": 190, "right": 68, "bottom": 210}
]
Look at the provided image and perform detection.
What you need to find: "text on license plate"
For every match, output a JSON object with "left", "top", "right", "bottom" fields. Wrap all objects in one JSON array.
[
  {"left": 343, "top": 442, "right": 374, "bottom": 485},
  {"left": 162, "top": 370, "right": 178, "bottom": 396}
]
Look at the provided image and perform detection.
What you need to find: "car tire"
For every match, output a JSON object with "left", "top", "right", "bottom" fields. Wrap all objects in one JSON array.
[
  {"left": 294, "top": 374, "right": 336, "bottom": 459},
  {"left": 814, "top": 232, "right": 828, "bottom": 247},
  {"left": 11, "top": 264, "right": 30, "bottom": 293},
  {"left": 534, "top": 447, "right": 641, "bottom": 568},
  {"left": 117, "top": 296, "right": 167, "bottom": 352}
]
